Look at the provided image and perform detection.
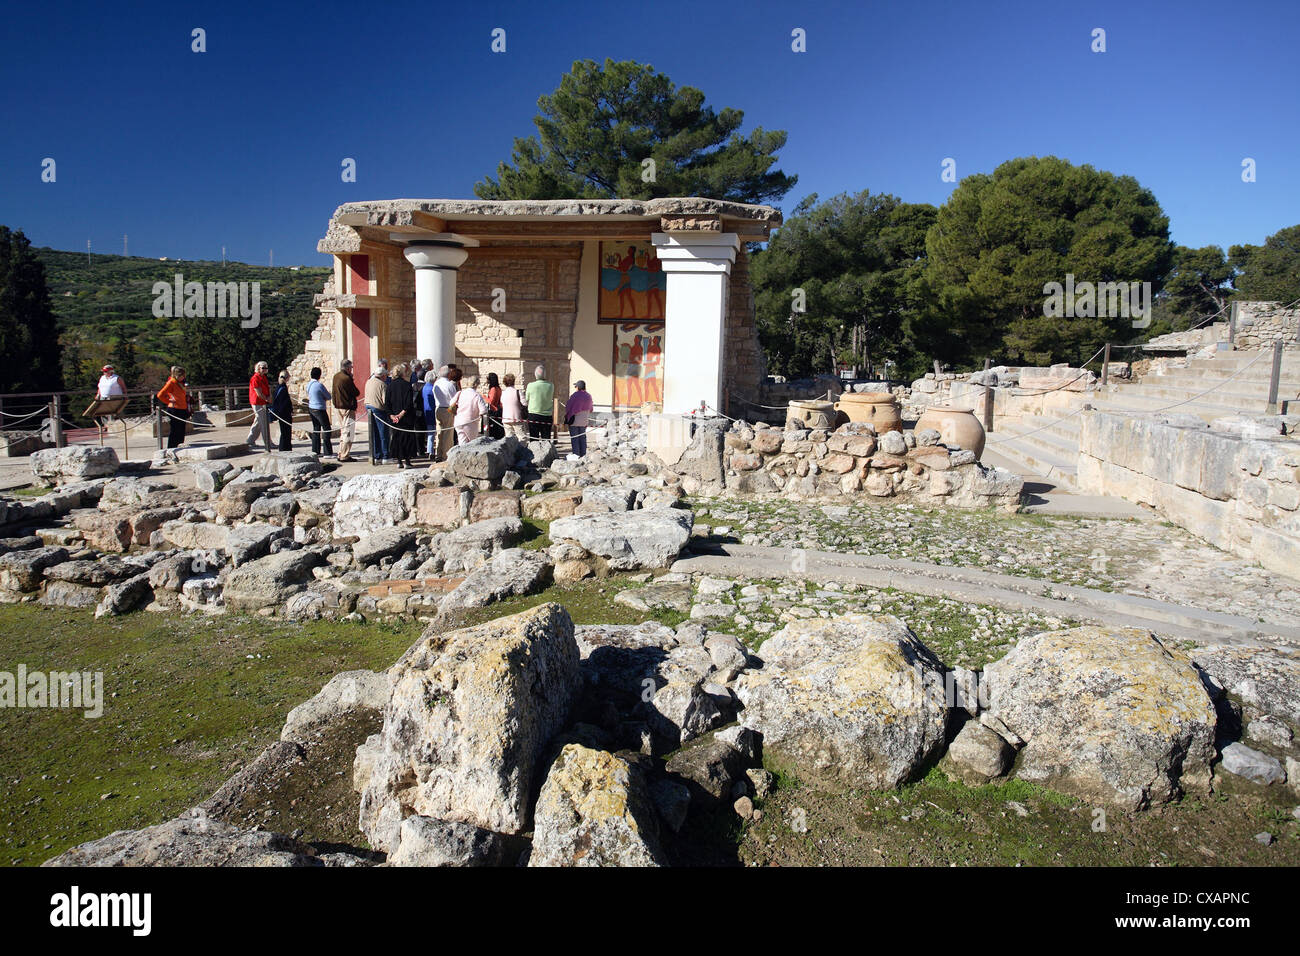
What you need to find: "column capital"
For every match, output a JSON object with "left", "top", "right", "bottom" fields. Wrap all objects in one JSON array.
[
  {"left": 398, "top": 233, "right": 478, "bottom": 271},
  {"left": 651, "top": 232, "right": 740, "bottom": 274}
]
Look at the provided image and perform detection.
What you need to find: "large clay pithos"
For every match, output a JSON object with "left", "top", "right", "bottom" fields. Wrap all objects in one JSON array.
[
  {"left": 785, "top": 400, "right": 836, "bottom": 431},
  {"left": 915, "top": 405, "right": 986, "bottom": 460},
  {"left": 834, "top": 392, "right": 902, "bottom": 434}
]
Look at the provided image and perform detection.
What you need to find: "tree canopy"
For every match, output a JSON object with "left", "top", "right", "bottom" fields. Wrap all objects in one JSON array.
[
  {"left": 475, "top": 59, "right": 795, "bottom": 205},
  {"left": 0, "top": 226, "right": 63, "bottom": 394},
  {"left": 924, "top": 156, "right": 1174, "bottom": 365},
  {"left": 751, "top": 191, "right": 936, "bottom": 379},
  {"left": 1230, "top": 224, "right": 1300, "bottom": 304}
]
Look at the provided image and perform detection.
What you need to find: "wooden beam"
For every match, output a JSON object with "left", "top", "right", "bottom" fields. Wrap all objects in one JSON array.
[
  {"left": 466, "top": 245, "right": 582, "bottom": 260},
  {"left": 443, "top": 220, "right": 652, "bottom": 240},
  {"left": 462, "top": 298, "right": 576, "bottom": 313}
]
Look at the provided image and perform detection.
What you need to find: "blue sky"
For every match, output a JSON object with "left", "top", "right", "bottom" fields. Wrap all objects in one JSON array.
[{"left": 2, "top": 0, "right": 1296, "bottom": 265}]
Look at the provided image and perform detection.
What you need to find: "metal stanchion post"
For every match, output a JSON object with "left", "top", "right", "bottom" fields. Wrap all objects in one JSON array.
[
  {"left": 1101, "top": 342, "right": 1111, "bottom": 386},
  {"left": 156, "top": 405, "right": 164, "bottom": 451}
]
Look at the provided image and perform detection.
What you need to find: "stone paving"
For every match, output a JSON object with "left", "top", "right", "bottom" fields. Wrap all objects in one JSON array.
[{"left": 688, "top": 496, "right": 1300, "bottom": 632}]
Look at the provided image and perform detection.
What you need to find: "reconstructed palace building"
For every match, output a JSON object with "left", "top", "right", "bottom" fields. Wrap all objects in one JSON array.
[{"left": 288, "top": 198, "right": 781, "bottom": 418}]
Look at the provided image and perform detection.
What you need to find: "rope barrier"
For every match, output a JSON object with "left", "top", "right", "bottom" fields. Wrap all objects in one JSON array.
[
  {"left": 1101, "top": 350, "right": 1270, "bottom": 415},
  {"left": 0, "top": 408, "right": 49, "bottom": 425},
  {"left": 1009, "top": 344, "right": 1108, "bottom": 395}
]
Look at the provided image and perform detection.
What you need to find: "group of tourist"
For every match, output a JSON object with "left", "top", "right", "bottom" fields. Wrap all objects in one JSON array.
[{"left": 123, "top": 357, "right": 594, "bottom": 468}]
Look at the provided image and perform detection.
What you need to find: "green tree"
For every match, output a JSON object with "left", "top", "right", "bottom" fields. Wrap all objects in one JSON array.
[
  {"left": 1230, "top": 224, "right": 1300, "bottom": 304},
  {"left": 0, "top": 226, "right": 64, "bottom": 393},
  {"left": 1162, "top": 244, "right": 1234, "bottom": 326},
  {"left": 177, "top": 294, "right": 317, "bottom": 386},
  {"left": 751, "top": 192, "right": 936, "bottom": 379},
  {"left": 475, "top": 59, "right": 795, "bottom": 204},
  {"left": 925, "top": 157, "right": 1174, "bottom": 366},
  {"left": 107, "top": 328, "right": 143, "bottom": 390}
]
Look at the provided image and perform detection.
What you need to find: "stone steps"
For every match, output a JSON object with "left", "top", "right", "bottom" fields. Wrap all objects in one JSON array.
[{"left": 984, "top": 415, "right": 1082, "bottom": 490}]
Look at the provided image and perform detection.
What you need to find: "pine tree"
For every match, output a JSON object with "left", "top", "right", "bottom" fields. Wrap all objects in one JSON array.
[
  {"left": 475, "top": 59, "right": 795, "bottom": 205},
  {"left": 0, "top": 226, "right": 64, "bottom": 393}
]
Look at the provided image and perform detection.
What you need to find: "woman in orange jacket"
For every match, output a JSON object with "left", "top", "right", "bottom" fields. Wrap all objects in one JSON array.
[{"left": 156, "top": 365, "right": 190, "bottom": 449}]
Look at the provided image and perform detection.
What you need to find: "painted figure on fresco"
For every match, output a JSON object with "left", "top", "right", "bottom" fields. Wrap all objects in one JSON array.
[
  {"left": 613, "top": 323, "right": 664, "bottom": 407},
  {"left": 601, "top": 242, "right": 666, "bottom": 321}
]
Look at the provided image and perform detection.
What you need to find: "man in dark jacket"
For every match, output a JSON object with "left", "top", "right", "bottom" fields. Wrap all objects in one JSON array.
[
  {"left": 271, "top": 371, "right": 294, "bottom": 451},
  {"left": 331, "top": 359, "right": 361, "bottom": 462}
]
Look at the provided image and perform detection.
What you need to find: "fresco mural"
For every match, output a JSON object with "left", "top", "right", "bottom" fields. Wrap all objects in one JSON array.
[
  {"left": 600, "top": 242, "right": 666, "bottom": 321},
  {"left": 613, "top": 322, "right": 664, "bottom": 407}
]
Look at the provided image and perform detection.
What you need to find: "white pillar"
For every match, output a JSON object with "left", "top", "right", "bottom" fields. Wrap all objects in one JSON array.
[
  {"left": 650, "top": 232, "right": 739, "bottom": 416},
  {"left": 401, "top": 236, "right": 474, "bottom": 371}
]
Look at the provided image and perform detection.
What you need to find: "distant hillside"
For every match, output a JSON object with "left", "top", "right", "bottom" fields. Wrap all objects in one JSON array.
[{"left": 37, "top": 248, "right": 331, "bottom": 389}]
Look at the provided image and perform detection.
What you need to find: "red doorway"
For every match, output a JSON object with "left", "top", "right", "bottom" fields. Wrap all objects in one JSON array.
[{"left": 350, "top": 308, "right": 371, "bottom": 417}]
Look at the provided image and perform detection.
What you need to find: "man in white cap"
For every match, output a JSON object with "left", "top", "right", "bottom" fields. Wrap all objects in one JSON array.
[{"left": 96, "top": 365, "right": 126, "bottom": 400}]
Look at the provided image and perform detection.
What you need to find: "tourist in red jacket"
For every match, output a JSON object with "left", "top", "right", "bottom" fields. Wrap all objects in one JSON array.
[{"left": 244, "top": 361, "right": 273, "bottom": 453}]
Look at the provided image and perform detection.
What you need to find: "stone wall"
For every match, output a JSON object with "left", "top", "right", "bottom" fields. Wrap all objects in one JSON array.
[
  {"left": 723, "top": 246, "right": 764, "bottom": 407},
  {"left": 1078, "top": 411, "right": 1300, "bottom": 579},
  {"left": 455, "top": 241, "right": 581, "bottom": 398},
  {"left": 658, "top": 418, "right": 1024, "bottom": 510},
  {"left": 1233, "top": 302, "right": 1300, "bottom": 349}
]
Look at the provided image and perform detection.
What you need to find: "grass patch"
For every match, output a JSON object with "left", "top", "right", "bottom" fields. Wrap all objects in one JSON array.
[
  {"left": 740, "top": 764, "right": 1300, "bottom": 867},
  {"left": 518, "top": 516, "right": 551, "bottom": 551},
  {"left": 0, "top": 604, "right": 421, "bottom": 866}
]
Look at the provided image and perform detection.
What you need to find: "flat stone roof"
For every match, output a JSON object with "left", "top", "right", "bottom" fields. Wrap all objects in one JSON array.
[{"left": 319, "top": 197, "right": 782, "bottom": 253}]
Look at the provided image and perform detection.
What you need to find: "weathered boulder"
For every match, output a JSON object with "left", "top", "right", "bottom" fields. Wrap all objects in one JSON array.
[
  {"left": 43, "top": 812, "right": 327, "bottom": 867},
  {"left": 227, "top": 522, "right": 290, "bottom": 567},
  {"left": 522, "top": 489, "right": 584, "bottom": 521},
  {"left": 223, "top": 548, "right": 325, "bottom": 611},
  {"left": 939, "top": 721, "right": 1015, "bottom": 785},
  {"left": 548, "top": 508, "right": 693, "bottom": 571},
  {"left": 352, "top": 527, "right": 417, "bottom": 567},
  {"left": 280, "top": 670, "right": 388, "bottom": 743},
  {"left": 439, "top": 516, "right": 524, "bottom": 557},
  {"left": 414, "top": 486, "right": 466, "bottom": 528},
  {"left": 216, "top": 475, "right": 279, "bottom": 520},
  {"left": 71, "top": 510, "right": 133, "bottom": 553},
  {"left": 31, "top": 446, "right": 119, "bottom": 485},
  {"left": 468, "top": 490, "right": 522, "bottom": 523},
  {"left": 95, "top": 572, "right": 153, "bottom": 617},
  {"left": 1219, "top": 742, "right": 1286, "bottom": 785},
  {"left": 664, "top": 730, "right": 750, "bottom": 801},
  {"left": 47, "top": 555, "right": 147, "bottom": 587},
  {"left": 529, "top": 744, "right": 667, "bottom": 867},
  {"left": 333, "top": 473, "right": 419, "bottom": 537},
  {"left": 252, "top": 451, "right": 323, "bottom": 485},
  {"left": 386, "top": 815, "right": 510, "bottom": 867},
  {"left": 0, "top": 546, "right": 70, "bottom": 592},
  {"left": 41, "top": 580, "right": 101, "bottom": 609},
  {"left": 577, "top": 486, "right": 636, "bottom": 514},
  {"left": 158, "top": 519, "right": 231, "bottom": 553},
  {"left": 148, "top": 553, "right": 196, "bottom": 592},
  {"left": 249, "top": 493, "right": 298, "bottom": 523},
  {"left": 358, "top": 603, "right": 581, "bottom": 848},
  {"left": 983, "top": 626, "right": 1217, "bottom": 809},
  {"left": 446, "top": 436, "right": 518, "bottom": 484},
  {"left": 1192, "top": 644, "right": 1300, "bottom": 731},
  {"left": 436, "top": 548, "right": 551, "bottom": 619},
  {"left": 735, "top": 615, "right": 948, "bottom": 790}
]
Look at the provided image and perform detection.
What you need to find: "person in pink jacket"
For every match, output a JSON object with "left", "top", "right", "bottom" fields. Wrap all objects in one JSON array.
[{"left": 453, "top": 373, "right": 489, "bottom": 444}]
